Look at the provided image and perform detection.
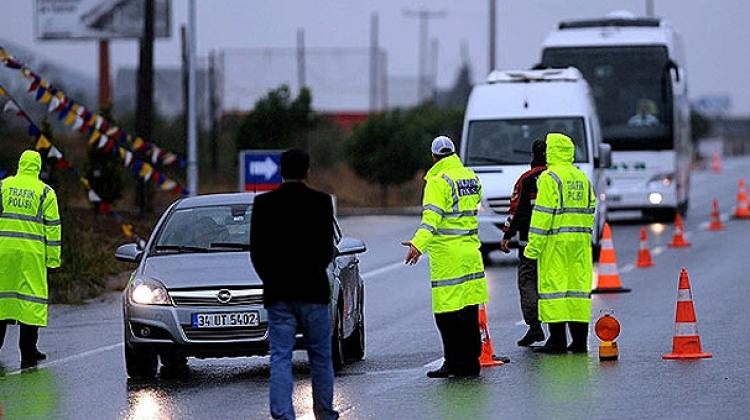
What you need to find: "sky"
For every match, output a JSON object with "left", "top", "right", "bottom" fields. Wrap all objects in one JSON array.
[{"left": 1, "top": 0, "right": 748, "bottom": 115}]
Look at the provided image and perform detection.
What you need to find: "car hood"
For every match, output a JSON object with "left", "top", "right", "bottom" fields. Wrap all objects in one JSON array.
[{"left": 141, "top": 252, "right": 263, "bottom": 289}]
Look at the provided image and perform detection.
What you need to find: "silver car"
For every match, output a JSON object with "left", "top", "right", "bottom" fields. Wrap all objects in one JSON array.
[{"left": 115, "top": 193, "right": 367, "bottom": 379}]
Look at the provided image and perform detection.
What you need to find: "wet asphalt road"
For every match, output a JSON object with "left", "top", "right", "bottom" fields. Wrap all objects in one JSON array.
[{"left": 1, "top": 158, "right": 750, "bottom": 419}]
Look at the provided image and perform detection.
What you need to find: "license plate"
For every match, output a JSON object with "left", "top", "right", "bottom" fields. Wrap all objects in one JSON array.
[{"left": 191, "top": 312, "right": 259, "bottom": 328}]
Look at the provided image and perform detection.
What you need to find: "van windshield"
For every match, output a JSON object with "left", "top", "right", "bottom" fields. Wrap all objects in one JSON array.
[{"left": 464, "top": 117, "right": 588, "bottom": 166}]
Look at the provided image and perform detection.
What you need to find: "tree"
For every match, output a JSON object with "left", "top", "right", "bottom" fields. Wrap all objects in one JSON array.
[{"left": 235, "top": 85, "right": 318, "bottom": 150}]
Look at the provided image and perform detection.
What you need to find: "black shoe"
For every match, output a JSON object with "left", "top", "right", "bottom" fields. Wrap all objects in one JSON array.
[
  {"left": 567, "top": 344, "right": 588, "bottom": 354},
  {"left": 533, "top": 342, "right": 567, "bottom": 354},
  {"left": 517, "top": 326, "right": 545, "bottom": 347},
  {"left": 21, "top": 350, "right": 46, "bottom": 367},
  {"left": 427, "top": 365, "right": 454, "bottom": 378}
]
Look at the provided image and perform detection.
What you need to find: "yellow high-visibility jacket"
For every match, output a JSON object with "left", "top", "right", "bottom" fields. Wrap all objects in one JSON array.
[
  {"left": 0, "top": 150, "right": 61, "bottom": 326},
  {"left": 411, "top": 154, "right": 489, "bottom": 313},
  {"left": 524, "top": 133, "right": 595, "bottom": 323}
]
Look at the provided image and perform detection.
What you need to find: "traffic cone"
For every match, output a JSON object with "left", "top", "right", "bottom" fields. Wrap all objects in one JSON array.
[
  {"left": 478, "top": 304, "right": 505, "bottom": 367},
  {"left": 592, "top": 223, "right": 631, "bottom": 293},
  {"left": 733, "top": 179, "right": 750, "bottom": 219},
  {"left": 635, "top": 227, "right": 654, "bottom": 268},
  {"left": 711, "top": 151, "right": 721, "bottom": 174},
  {"left": 668, "top": 214, "right": 691, "bottom": 248},
  {"left": 663, "top": 268, "right": 712, "bottom": 360},
  {"left": 708, "top": 199, "right": 725, "bottom": 231}
]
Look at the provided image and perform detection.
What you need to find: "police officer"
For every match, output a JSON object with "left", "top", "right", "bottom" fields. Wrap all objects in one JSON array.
[
  {"left": 501, "top": 139, "right": 546, "bottom": 347},
  {"left": 403, "top": 136, "right": 489, "bottom": 378},
  {"left": 0, "top": 150, "right": 61, "bottom": 367},
  {"left": 524, "top": 133, "right": 595, "bottom": 353}
]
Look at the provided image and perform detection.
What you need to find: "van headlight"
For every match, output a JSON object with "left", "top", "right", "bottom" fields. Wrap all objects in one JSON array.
[
  {"left": 130, "top": 278, "right": 171, "bottom": 305},
  {"left": 647, "top": 173, "right": 674, "bottom": 189}
]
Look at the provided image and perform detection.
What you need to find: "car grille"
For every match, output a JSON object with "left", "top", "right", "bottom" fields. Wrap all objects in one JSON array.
[
  {"left": 487, "top": 197, "right": 511, "bottom": 215},
  {"left": 182, "top": 325, "right": 267, "bottom": 341},
  {"left": 169, "top": 288, "right": 263, "bottom": 307}
]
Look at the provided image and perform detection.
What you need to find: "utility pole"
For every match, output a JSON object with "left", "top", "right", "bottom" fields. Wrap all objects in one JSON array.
[
  {"left": 98, "top": 40, "right": 110, "bottom": 107},
  {"left": 488, "top": 0, "right": 496, "bottom": 73},
  {"left": 136, "top": 0, "right": 155, "bottom": 212},
  {"left": 208, "top": 49, "right": 219, "bottom": 171},
  {"left": 180, "top": 24, "right": 188, "bottom": 154},
  {"left": 369, "top": 13, "right": 379, "bottom": 112},
  {"left": 187, "top": 0, "right": 198, "bottom": 196},
  {"left": 646, "top": 0, "right": 655, "bottom": 17},
  {"left": 403, "top": 8, "right": 445, "bottom": 103},
  {"left": 297, "top": 28, "right": 306, "bottom": 91},
  {"left": 430, "top": 38, "right": 439, "bottom": 102}
]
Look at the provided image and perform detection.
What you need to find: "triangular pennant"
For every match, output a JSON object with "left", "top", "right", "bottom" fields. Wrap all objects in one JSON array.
[
  {"left": 95, "top": 115, "right": 103, "bottom": 130},
  {"left": 35, "top": 87, "right": 46, "bottom": 101},
  {"left": 88, "top": 189, "right": 102, "bottom": 203},
  {"left": 35, "top": 134, "right": 52, "bottom": 150},
  {"left": 47, "top": 146, "right": 63, "bottom": 160},
  {"left": 64, "top": 112, "right": 76, "bottom": 126},
  {"left": 162, "top": 153, "right": 177, "bottom": 166},
  {"left": 97, "top": 134, "right": 109, "bottom": 149},
  {"left": 139, "top": 162, "right": 154, "bottom": 180},
  {"left": 56, "top": 158, "right": 72, "bottom": 170},
  {"left": 124, "top": 150, "right": 134, "bottom": 167},
  {"left": 79, "top": 177, "right": 91, "bottom": 190},
  {"left": 28, "top": 124, "right": 40, "bottom": 138},
  {"left": 160, "top": 179, "right": 177, "bottom": 191},
  {"left": 72, "top": 116, "right": 84, "bottom": 130},
  {"left": 39, "top": 90, "right": 52, "bottom": 104},
  {"left": 151, "top": 146, "right": 161, "bottom": 164},
  {"left": 88, "top": 130, "right": 101, "bottom": 145},
  {"left": 48, "top": 95, "right": 60, "bottom": 112},
  {"left": 2, "top": 100, "right": 19, "bottom": 114}
]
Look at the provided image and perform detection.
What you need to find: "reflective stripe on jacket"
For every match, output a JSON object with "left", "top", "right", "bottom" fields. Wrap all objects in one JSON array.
[
  {"left": 411, "top": 154, "right": 489, "bottom": 313},
  {"left": 524, "top": 134, "right": 595, "bottom": 323},
  {"left": 0, "top": 150, "right": 61, "bottom": 326}
]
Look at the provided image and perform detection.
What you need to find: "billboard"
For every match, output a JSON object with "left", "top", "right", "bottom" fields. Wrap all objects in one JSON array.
[{"left": 34, "top": 0, "right": 171, "bottom": 40}]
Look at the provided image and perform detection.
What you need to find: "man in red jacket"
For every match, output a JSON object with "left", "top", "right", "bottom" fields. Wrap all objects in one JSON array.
[{"left": 501, "top": 139, "right": 547, "bottom": 346}]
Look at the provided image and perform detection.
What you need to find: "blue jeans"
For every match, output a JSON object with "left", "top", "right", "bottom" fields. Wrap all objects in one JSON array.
[{"left": 267, "top": 302, "right": 338, "bottom": 420}]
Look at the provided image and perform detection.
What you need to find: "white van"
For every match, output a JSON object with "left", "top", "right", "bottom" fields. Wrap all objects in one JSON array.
[{"left": 459, "top": 67, "right": 610, "bottom": 259}]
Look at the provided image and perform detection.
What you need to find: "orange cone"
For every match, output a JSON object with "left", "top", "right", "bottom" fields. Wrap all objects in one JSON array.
[
  {"left": 668, "top": 214, "right": 691, "bottom": 248},
  {"left": 733, "top": 179, "right": 750, "bottom": 219},
  {"left": 708, "top": 199, "right": 725, "bottom": 231},
  {"left": 663, "top": 268, "right": 712, "bottom": 360},
  {"left": 635, "top": 227, "right": 654, "bottom": 268},
  {"left": 592, "top": 223, "right": 630, "bottom": 293},
  {"left": 478, "top": 304, "right": 505, "bottom": 367},
  {"left": 711, "top": 151, "right": 721, "bottom": 174}
]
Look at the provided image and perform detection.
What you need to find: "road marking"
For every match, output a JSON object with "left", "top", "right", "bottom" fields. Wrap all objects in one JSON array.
[
  {"left": 361, "top": 258, "right": 424, "bottom": 280},
  {"left": 6, "top": 342, "right": 123, "bottom": 376},
  {"left": 422, "top": 357, "right": 444, "bottom": 370},
  {"left": 620, "top": 263, "right": 635, "bottom": 274},
  {"left": 652, "top": 246, "right": 665, "bottom": 256}
]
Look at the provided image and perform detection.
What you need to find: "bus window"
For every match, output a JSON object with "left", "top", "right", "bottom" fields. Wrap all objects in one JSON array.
[{"left": 542, "top": 46, "right": 674, "bottom": 151}]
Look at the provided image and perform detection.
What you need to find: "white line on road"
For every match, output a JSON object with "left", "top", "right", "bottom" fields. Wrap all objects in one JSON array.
[
  {"left": 422, "top": 357, "right": 444, "bottom": 370},
  {"left": 6, "top": 342, "right": 123, "bottom": 376},
  {"left": 361, "top": 260, "right": 409, "bottom": 280}
]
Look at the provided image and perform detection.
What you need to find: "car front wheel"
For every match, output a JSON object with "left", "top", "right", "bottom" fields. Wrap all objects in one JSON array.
[{"left": 125, "top": 344, "right": 158, "bottom": 379}]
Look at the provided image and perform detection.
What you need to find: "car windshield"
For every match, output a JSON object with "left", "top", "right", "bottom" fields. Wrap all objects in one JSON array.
[
  {"left": 542, "top": 46, "right": 673, "bottom": 151},
  {"left": 154, "top": 205, "right": 251, "bottom": 253},
  {"left": 464, "top": 117, "right": 588, "bottom": 166}
]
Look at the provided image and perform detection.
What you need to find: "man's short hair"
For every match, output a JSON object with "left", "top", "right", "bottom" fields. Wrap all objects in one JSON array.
[
  {"left": 280, "top": 148, "right": 310, "bottom": 180},
  {"left": 532, "top": 139, "right": 546, "bottom": 161}
]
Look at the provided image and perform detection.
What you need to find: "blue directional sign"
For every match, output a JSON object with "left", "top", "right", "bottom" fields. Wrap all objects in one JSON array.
[{"left": 239, "top": 150, "right": 283, "bottom": 192}]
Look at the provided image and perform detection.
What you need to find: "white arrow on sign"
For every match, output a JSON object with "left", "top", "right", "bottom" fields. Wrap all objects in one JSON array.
[{"left": 249, "top": 156, "right": 279, "bottom": 180}]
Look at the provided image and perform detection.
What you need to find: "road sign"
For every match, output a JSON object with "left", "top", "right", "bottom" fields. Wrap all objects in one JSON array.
[{"left": 239, "top": 150, "right": 283, "bottom": 192}]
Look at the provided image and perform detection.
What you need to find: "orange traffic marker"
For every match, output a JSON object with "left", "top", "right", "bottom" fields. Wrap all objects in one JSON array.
[
  {"left": 711, "top": 151, "right": 721, "bottom": 174},
  {"left": 595, "top": 313, "right": 621, "bottom": 361},
  {"left": 592, "top": 223, "right": 631, "bottom": 293},
  {"left": 478, "top": 304, "right": 505, "bottom": 367},
  {"left": 734, "top": 179, "right": 750, "bottom": 219},
  {"left": 668, "top": 214, "right": 691, "bottom": 248},
  {"left": 663, "top": 268, "right": 712, "bottom": 360},
  {"left": 635, "top": 227, "right": 654, "bottom": 268},
  {"left": 708, "top": 199, "right": 725, "bottom": 231}
]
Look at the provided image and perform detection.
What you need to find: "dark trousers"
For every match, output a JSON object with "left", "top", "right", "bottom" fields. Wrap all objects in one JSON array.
[
  {"left": 434, "top": 304, "right": 481, "bottom": 374},
  {"left": 0, "top": 320, "right": 39, "bottom": 357},
  {"left": 518, "top": 248, "right": 540, "bottom": 327},
  {"left": 546, "top": 322, "right": 589, "bottom": 348}
]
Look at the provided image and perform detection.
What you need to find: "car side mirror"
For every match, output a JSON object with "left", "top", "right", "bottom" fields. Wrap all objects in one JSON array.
[
  {"left": 115, "top": 243, "right": 143, "bottom": 263},
  {"left": 337, "top": 237, "right": 367, "bottom": 255},
  {"left": 597, "top": 143, "right": 612, "bottom": 169},
  {"left": 668, "top": 59, "right": 680, "bottom": 83}
]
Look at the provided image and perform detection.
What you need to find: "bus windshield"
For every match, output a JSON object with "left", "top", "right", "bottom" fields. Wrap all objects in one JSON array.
[
  {"left": 542, "top": 46, "right": 673, "bottom": 151},
  {"left": 464, "top": 117, "right": 588, "bottom": 166}
]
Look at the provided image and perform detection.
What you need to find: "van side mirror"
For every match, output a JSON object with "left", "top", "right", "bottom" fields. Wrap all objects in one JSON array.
[
  {"left": 115, "top": 243, "right": 143, "bottom": 263},
  {"left": 668, "top": 60, "right": 680, "bottom": 83},
  {"left": 597, "top": 143, "right": 612, "bottom": 169}
]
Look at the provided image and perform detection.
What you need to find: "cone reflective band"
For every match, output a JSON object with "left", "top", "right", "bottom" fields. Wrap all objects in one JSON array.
[
  {"left": 635, "top": 227, "right": 654, "bottom": 268},
  {"left": 734, "top": 179, "right": 750, "bottom": 219},
  {"left": 668, "top": 214, "right": 691, "bottom": 248},
  {"left": 708, "top": 199, "right": 725, "bottom": 231},
  {"left": 478, "top": 304, "right": 505, "bottom": 367},
  {"left": 663, "top": 268, "right": 712, "bottom": 360},
  {"left": 592, "top": 223, "right": 630, "bottom": 293}
]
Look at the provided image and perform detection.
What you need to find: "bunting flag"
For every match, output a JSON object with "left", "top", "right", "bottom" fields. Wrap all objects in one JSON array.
[{"left": 0, "top": 45, "right": 187, "bottom": 169}]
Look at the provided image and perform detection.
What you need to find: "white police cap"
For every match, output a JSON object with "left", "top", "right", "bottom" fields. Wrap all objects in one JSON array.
[{"left": 431, "top": 136, "right": 455, "bottom": 156}]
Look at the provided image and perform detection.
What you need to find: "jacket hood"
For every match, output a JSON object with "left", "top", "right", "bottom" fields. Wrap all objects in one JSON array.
[
  {"left": 425, "top": 153, "right": 462, "bottom": 180},
  {"left": 17, "top": 150, "right": 42, "bottom": 176},
  {"left": 545, "top": 133, "right": 575, "bottom": 166}
]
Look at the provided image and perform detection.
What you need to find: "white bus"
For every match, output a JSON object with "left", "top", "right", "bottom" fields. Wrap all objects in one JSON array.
[{"left": 541, "top": 11, "right": 691, "bottom": 220}]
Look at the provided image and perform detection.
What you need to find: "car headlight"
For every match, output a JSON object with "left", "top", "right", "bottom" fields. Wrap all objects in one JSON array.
[
  {"left": 130, "top": 278, "right": 171, "bottom": 305},
  {"left": 647, "top": 173, "right": 674, "bottom": 189}
]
